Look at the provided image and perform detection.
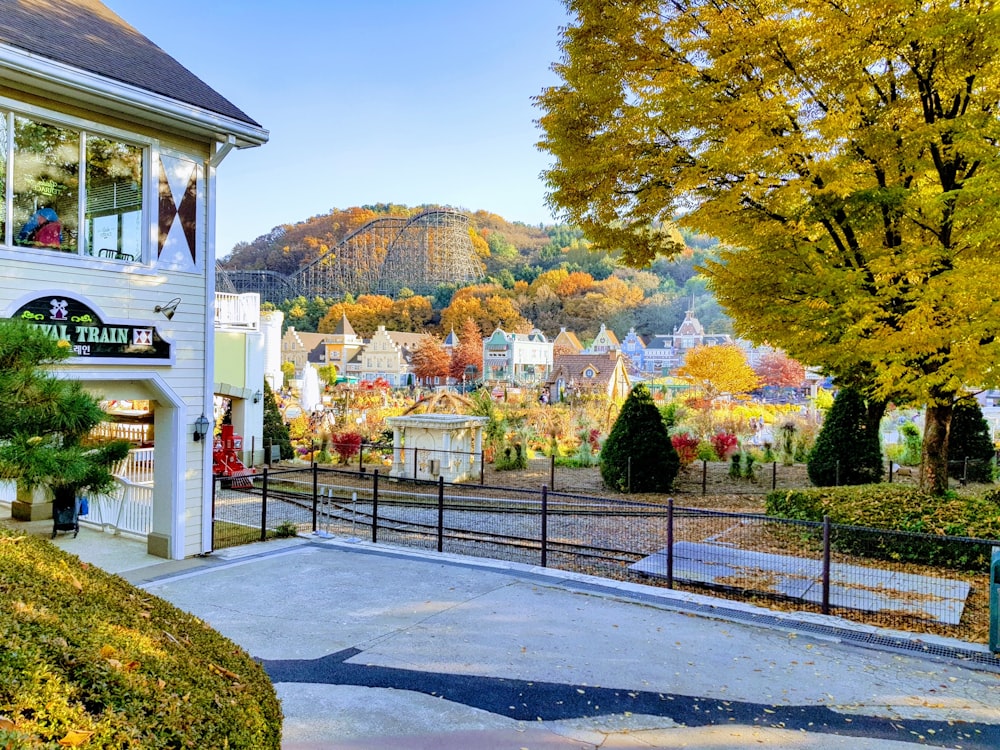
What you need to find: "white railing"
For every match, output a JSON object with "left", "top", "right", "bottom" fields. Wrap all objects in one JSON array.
[
  {"left": 1, "top": 476, "right": 151, "bottom": 539},
  {"left": 92, "top": 422, "right": 153, "bottom": 445},
  {"left": 85, "top": 478, "right": 152, "bottom": 537},
  {"left": 113, "top": 447, "right": 155, "bottom": 485},
  {"left": 215, "top": 292, "right": 260, "bottom": 330}
]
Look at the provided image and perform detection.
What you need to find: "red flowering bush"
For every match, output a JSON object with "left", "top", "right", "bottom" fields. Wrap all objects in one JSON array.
[
  {"left": 670, "top": 432, "right": 700, "bottom": 467},
  {"left": 710, "top": 431, "right": 739, "bottom": 460},
  {"left": 331, "top": 431, "right": 363, "bottom": 462}
]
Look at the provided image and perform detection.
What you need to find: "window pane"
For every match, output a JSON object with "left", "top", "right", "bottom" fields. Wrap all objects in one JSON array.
[
  {"left": 13, "top": 116, "right": 79, "bottom": 253},
  {"left": 86, "top": 136, "right": 143, "bottom": 261}
]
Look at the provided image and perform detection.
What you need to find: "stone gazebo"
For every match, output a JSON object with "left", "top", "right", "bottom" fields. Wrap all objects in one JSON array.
[{"left": 385, "top": 413, "right": 487, "bottom": 483}]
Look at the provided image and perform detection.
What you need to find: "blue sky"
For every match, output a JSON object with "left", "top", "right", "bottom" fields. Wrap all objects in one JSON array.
[{"left": 102, "top": 1, "right": 571, "bottom": 256}]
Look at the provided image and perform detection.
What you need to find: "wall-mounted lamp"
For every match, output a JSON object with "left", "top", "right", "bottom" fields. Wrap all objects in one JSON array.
[
  {"left": 193, "top": 414, "right": 211, "bottom": 442},
  {"left": 154, "top": 297, "right": 181, "bottom": 321},
  {"left": 253, "top": 389, "right": 263, "bottom": 404}
]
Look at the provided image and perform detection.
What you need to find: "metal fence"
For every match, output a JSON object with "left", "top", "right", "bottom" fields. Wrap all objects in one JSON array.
[{"left": 211, "top": 465, "right": 999, "bottom": 644}]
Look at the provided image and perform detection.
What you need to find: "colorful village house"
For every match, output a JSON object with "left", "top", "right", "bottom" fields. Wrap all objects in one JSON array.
[{"left": 0, "top": 0, "right": 268, "bottom": 559}]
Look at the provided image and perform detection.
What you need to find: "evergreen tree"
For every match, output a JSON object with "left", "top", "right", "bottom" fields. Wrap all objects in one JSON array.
[
  {"left": 261, "top": 381, "right": 293, "bottom": 460},
  {"left": 948, "top": 399, "right": 994, "bottom": 484},
  {"left": 600, "top": 384, "right": 679, "bottom": 492},
  {"left": 0, "top": 320, "right": 129, "bottom": 499},
  {"left": 807, "top": 387, "right": 882, "bottom": 486}
]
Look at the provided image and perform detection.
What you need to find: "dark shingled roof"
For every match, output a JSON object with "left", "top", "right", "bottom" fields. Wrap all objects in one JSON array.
[{"left": 0, "top": 0, "right": 260, "bottom": 127}]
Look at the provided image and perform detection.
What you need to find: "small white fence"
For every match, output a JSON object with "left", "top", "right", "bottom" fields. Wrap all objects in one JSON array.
[
  {"left": 84, "top": 478, "right": 152, "bottom": 537},
  {"left": 113, "top": 447, "right": 155, "bottom": 485},
  {"left": 0, "top": 447, "right": 154, "bottom": 539}
]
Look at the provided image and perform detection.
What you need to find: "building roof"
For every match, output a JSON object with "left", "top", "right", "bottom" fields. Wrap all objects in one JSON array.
[
  {"left": 675, "top": 310, "right": 706, "bottom": 336},
  {"left": 590, "top": 323, "right": 621, "bottom": 348},
  {"left": 283, "top": 328, "right": 331, "bottom": 353},
  {"left": 552, "top": 328, "right": 584, "bottom": 354},
  {"left": 383, "top": 330, "right": 430, "bottom": 351},
  {"left": 546, "top": 352, "right": 623, "bottom": 386},
  {"left": 0, "top": 0, "right": 264, "bottom": 135},
  {"left": 332, "top": 314, "right": 357, "bottom": 338}
]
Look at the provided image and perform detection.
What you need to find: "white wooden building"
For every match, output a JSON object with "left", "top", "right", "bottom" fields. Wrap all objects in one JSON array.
[{"left": 0, "top": 0, "right": 268, "bottom": 558}]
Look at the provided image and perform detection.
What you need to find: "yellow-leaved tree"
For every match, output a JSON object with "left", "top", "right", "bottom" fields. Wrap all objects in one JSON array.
[
  {"left": 537, "top": 0, "right": 1000, "bottom": 493},
  {"left": 676, "top": 344, "right": 759, "bottom": 403}
]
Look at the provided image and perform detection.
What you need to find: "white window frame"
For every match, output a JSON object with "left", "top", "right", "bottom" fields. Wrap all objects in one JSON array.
[{"left": 0, "top": 97, "right": 153, "bottom": 264}]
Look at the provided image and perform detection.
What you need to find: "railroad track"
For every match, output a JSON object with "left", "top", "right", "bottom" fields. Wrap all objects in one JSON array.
[{"left": 222, "top": 484, "right": 645, "bottom": 566}]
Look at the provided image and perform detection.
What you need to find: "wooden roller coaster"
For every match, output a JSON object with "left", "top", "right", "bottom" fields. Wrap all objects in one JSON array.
[{"left": 216, "top": 208, "right": 482, "bottom": 303}]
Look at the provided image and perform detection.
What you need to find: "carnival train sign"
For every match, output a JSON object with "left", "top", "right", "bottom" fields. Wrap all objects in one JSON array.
[{"left": 13, "top": 295, "right": 172, "bottom": 362}]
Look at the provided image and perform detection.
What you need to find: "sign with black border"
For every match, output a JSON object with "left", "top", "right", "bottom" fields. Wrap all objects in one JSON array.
[{"left": 12, "top": 295, "right": 172, "bottom": 362}]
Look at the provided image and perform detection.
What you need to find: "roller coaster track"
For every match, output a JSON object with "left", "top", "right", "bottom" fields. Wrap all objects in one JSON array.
[{"left": 216, "top": 208, "right": 482, "bottom": 303}]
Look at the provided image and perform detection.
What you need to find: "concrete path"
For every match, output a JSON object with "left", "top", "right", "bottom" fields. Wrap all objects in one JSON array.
[{"left": 29, "top": 522, "right": 1000, "bottom": 749}]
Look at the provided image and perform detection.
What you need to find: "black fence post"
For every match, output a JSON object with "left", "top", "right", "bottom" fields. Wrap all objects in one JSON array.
[
  {"left": 888, "top": 460, "right": 894, "bottom": 483},
  {"left": 821, "top": 515, "right": 831, "bottom": 615},
  {"left": 480, "top": 450, "right": 485, "bottom": 485},
  {"left": 963, "top": 456, "right": 969, "bottom": 486},
  {"left": 628, "top": 457, "right": 632, "bottom": 494},
  {"left": 701, "top": 460, "right": 707, "bottom": 495},
  {"left": 359, "top": 444, "right": 364, "bottom": 474},
  {"left": 413, "top": 447, "right": 418, "bottom": 480},
  {"left": 666, "top": 498, "right": 674, "bottom": 589},
  {"left": 260, "top": 467, "right": 269, "bottom": 542},
  {"left": 550, "top": 453, "right": 556, "bottom": 492},
  {"left": 772, "top": 461, "right": 777, "bottom": 490},
  {"left": 437, "top": 476, "right": 445, "bottom": 553},
  {"left": 372, "top": 469, "right": 379, "bottom": 544},
  {"left": 835, "top": 460, "right": 840, "bottom": 487},
  {"left": 311, "top": 461, "right": 319, "bottom": 533},
  {"left": 540, "top": 485, "right": 548, "bottom": 568}
]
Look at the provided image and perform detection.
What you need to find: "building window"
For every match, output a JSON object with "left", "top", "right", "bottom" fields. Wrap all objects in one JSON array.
[
  {"left": 86, "top": 136, "right": 143, "bottom": 261},
  {"left": 3, "top": 111, "right": 144, "bottom": 261}
]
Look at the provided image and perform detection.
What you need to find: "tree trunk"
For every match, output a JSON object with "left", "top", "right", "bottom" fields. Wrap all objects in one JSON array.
[
  {"left": 920, "top": 403, "right": 952, "bottom": 495},
  {"left": 864, "top": 399, "right": 887, "bottom": 441}
]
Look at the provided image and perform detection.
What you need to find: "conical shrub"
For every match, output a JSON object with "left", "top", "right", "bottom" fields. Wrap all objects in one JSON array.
[
  {"left": 600, "top": 384, "right": 679, "bottom": 492},
  {"left": 807, "top": 387, "right": 883, "bottom": 486},
  {"left": 948, "top": 398, "right": 994, "bottom": 483}
]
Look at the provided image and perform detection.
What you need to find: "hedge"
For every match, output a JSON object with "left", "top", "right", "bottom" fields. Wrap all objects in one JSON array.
[
  {"left": 765, "top": 485, "right": 1000, "bottom": 571},
  {"left": 0, "top": 526, "right": 282, "bottom": 748}
]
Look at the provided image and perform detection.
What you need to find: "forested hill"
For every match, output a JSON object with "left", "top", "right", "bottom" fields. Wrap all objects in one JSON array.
[
  {"left": 219, "top": 204, "right": 551, "bottom": 274},
  {"left": 219, "top": 203, "right": 732, "bottom": 341}
]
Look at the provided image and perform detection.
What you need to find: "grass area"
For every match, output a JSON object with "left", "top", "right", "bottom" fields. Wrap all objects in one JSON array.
[{"left": 0, "top": 525, "right": 282, "bottom": 748}]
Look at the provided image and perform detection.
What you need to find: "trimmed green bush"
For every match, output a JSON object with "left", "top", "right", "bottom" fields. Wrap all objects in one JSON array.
[
  {"left": 898, "top": 422, "right": 923, "bottom": 466},
  {"left": 765, "top": 485, "right": 1000, "bottom": 570},
  {"left": 494, "top": 441, "right": 528, "bottom": 471},
  {"left": 601, "top": 384, "right": 679, "bottom": 492},
  {"left": 807, "top": 387, "right": 883, "bottom": 486},
  {"left": 948, "top": 399, "right": 994, "bottom": 483},
  {"left": 0, "top": 526, "right": 282, "bottom": 748}
]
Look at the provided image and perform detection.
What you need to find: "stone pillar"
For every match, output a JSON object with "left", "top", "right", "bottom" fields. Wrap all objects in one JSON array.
[
  {"left": 442, "top": 431, "right": 453, "bottom": 471},
  {"left": 473, "top": 426, "right": 483, "bottom": 476},
  {"left": 391, "top": 426, "right": 404, "bottom": 477},
  {"left": 11, "top": 482, "right": 52, "bottom": 521}
]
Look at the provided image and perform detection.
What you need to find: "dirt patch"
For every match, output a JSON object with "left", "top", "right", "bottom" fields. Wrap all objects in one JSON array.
[{"left": 481, "top": 458, "right": 816, "bottom": 513}]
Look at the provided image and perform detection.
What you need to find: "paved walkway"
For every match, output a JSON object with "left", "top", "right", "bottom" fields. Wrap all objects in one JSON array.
[{"left": 19, "top": 520, "right": 1000, "bottom": 748}]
